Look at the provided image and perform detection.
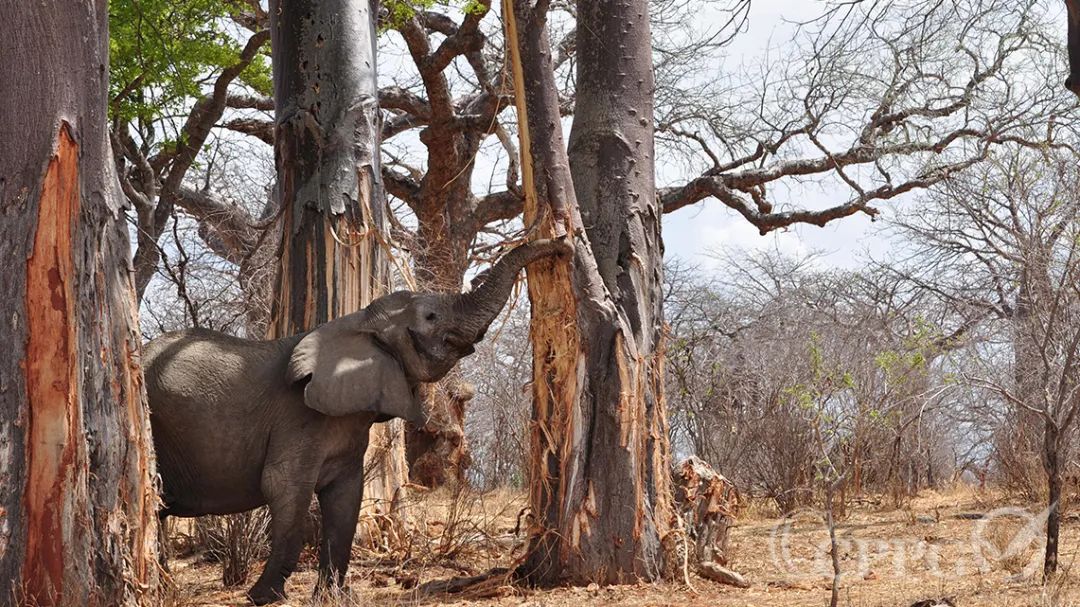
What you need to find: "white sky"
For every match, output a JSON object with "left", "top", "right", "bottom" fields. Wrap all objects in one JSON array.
[{"left": 325, "top": 1, "right": 1070, "bottom": 277}]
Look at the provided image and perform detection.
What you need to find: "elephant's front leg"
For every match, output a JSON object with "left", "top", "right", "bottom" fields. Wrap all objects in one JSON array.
[
  {"left": 247, "top": 473, "right": 315, "bottom": 605},
  {"left": 315, "top": 464, "right": 364, "bottom": 592}
]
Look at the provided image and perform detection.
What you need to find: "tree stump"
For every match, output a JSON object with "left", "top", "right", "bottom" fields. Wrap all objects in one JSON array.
[
  {"left": 671, "top": 456, "right": 747, "bottom": 586},
  {"left": 673, "top": 456, "right": 739, "bottom": 565}
]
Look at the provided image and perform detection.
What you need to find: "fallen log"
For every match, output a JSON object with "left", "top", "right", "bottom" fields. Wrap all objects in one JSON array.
[{"left": 698, "top": 562, "right": 750, "bottom": 588}]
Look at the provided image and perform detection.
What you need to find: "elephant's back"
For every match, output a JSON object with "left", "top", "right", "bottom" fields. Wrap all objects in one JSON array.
[
  {"left": 144, "top": 329, "right": 301, "bottom": 516},
  {"left": 143, "top": 329, "right": 294, "bottom": 413}
]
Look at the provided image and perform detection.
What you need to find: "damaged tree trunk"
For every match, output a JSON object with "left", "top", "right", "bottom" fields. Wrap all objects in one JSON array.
[
  {"left": 672, "top": 457, "right": 739, "bottom": 566},
  {"left": 268, "top": 0, "right": 407, "bottom": 509},
  {"left": 505, "top": 0, "right": 675, "bottom": 584},
  {"left": 408, "top": 225, "right": 474, "bottom": 488},
  {"left": 0, "top": 1, "right": 160, "bottom": 605}
]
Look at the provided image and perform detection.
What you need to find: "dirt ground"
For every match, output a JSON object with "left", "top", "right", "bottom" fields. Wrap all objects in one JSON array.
[{"left": 169, "top": 486, "right": 1079, "bottom": 607}]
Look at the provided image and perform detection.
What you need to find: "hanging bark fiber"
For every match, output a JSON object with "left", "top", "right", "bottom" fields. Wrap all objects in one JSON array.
[
  {"left": 267, "top": 0, "right": 408, "bottom": 514},
  {"left": 504, "top": 0, "right": 677, "bottom": 585},
  {"left": 673, "top": 456, "right": 739, "bottom": 566}
]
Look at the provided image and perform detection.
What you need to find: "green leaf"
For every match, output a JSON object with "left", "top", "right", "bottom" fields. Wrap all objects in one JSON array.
[{"left": 109, "top": 0, "right": 247, "bottom": 122}]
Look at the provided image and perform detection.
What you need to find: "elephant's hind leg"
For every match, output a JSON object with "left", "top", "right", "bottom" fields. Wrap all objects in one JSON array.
[
  {"left": 157, "top": 511, "right": 171, "bottom": 573},
  {"left": 315, "top": 465, "right": 364, "bottom": 592},
  {"left": 247, "top": 475, "right": 315, "bottom": 605}
]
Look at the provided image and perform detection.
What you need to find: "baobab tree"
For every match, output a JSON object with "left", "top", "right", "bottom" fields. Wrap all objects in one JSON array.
[
  {"left": 504, "top": 0, "right": 1074, "bottom": 583},
  {"left": 505, "top": 0, "right": 675, "bottom": 582},
  {"left": 116, "top": 0, "right": 1073, "bottom": 498},
  {"left": 0, "top": 0, "right": 159, "bottom": 604},
  {"left": 109, "top": 0, "right": 409, "bottom": 502},
  {"left": 266, "top": 0, "right": 408, "bottom": 510}
]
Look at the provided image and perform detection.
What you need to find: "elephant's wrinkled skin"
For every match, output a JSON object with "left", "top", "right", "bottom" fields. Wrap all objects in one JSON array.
[{"left": 144, "top": 239, "right": 569, "bottom": 604}]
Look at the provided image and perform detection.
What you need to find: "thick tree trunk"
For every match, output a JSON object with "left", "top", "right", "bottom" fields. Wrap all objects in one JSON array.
[
  {"left": 505, "top": 0, "right": 674, "bottom": 584},
  {"left": 406, "top": 376, "right": 473, "bottom": 488},
  {"left": 1066, "top": 0, "right": 1080, "bottom": 96},
  {"left": 268, "top": 0, "right": 407, "bottom": 510},
  {"left": 0, "top": 1, "right": 160, "bottom": 605},
  {"left": 389, "top": 3, "right": 512, "bottom": 488},
  {"left": 407, "top": 222, "right": 474, "bottom": 487}
]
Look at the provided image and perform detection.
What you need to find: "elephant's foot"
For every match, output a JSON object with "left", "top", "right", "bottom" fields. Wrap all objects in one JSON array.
[
  {"left": 312, "top": 580, "right": 350, "bottom": 601},
  {"left": 246, "top": 582, "right": 287, "bottom": 606}
]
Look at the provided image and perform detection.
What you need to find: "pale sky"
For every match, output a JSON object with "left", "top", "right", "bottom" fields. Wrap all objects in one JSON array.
[
  {"left": 373, "top": 1, "right": 930, "bottom": 278},
  {"left": 657, "top": 0, "right": 888, "bottom": 273},
  {"left": 658, "top": 0, "right": 1070, "bottom": 274},
  {"left": 316, "top": 1, "right": 1069, "bottom": 278}
]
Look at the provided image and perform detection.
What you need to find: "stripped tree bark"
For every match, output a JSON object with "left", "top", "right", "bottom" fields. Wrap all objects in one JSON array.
[
  {"left": 0, "top": 1, "right": 160, "bottom": 604},
  {"left": 267, "top": 0, "right": 407, "bottom": 512},
  {"left": 672, "top": 457, "right": 739, "bottom": 567},
  {"left": 123, "top": 0, "right": 1055, "bottom": 492},
  {"left": 506, "top": 0, "right": 675, "bottom": 584}
]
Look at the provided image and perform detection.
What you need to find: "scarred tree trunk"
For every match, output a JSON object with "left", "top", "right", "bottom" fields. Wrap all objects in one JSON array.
[
  {"left": 506, "top": 0, "right": 675, "bottom": 584},
  {"left": 407, "top": 220, "right": 474, "bottom": 487},
  {"left": 0, "top": 1, "right": 160, "bottom": 605},
  {"left": 268, "top": 0, "right": 407, "bottom": 510}
]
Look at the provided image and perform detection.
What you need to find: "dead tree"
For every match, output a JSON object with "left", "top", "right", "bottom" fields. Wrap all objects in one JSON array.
[
  {"left": 672, "top": 456, "right": 739, "bottom": 566},
  {"left": 0, "top": 1, "right": 159, "bottom": 604}
]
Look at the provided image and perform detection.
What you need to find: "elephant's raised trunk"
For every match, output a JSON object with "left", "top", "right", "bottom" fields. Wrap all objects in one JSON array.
[{"left": 455, "top": 238, "right": 572, "bottom": 342}]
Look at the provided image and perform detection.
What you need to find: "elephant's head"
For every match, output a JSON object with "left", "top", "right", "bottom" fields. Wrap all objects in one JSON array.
[{"left": 286, "top": 238, "right": 571, "bottom": 423}]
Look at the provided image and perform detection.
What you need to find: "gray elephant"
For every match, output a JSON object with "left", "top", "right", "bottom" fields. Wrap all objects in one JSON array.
[{"left": 144, "top": 239, "right": 569, "bottom": 605}]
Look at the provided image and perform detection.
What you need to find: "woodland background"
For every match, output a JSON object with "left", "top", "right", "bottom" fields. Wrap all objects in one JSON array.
[{"left": 3, "top": 0, "right": 1080, "bottom": 605}]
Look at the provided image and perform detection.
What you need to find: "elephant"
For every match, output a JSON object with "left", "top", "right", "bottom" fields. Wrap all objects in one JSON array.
[{"left": 143, "top": 238, "right": 570, "bottom": 605}]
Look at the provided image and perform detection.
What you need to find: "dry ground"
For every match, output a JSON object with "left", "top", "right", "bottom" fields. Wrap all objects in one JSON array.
[{"left": 169, "top": 486, "right": 1079, "bottom": 607}]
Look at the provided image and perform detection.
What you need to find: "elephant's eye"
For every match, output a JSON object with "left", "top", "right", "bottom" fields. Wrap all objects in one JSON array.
[{"left": 425, "top": 312, "right": 437, "bottom": 322}]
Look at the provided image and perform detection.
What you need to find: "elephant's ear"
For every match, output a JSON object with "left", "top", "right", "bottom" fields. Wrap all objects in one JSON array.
[{"left": 286, "top": 325, "right": 424, "bottom": 425}]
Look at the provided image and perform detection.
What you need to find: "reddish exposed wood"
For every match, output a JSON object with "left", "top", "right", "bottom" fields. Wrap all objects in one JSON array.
[
  {"left": 22, "top": 125, "right": 84, "bottom": 605},
  {"left": 505, "top": 0, "right": 674, "bottom": 584},
  {"left": 1, "top": 2, "right": 159, "bottom": 604}
]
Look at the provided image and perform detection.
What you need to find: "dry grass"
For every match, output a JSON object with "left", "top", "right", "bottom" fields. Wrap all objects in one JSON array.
[{"left": 168, "top": 483, "right": 1078, "bottom": 607}]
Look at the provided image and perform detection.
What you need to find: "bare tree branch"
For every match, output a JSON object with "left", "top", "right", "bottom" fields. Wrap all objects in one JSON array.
[{"left": 220, "top": 117, "right": 274, "bottom": 144}]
